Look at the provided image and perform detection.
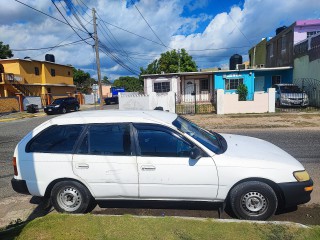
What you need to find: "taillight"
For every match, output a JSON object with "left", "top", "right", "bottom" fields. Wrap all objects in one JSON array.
[{"left": 12, "top": 157, "right": 18, "bottom": 176}]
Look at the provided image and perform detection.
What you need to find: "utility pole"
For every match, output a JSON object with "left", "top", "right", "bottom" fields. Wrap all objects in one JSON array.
[
  {"left": 178, "top": 48, "right": 181, "bottom": 73},
  {"left": 92, "top": 8, "right": 103, "bottom": 109}
]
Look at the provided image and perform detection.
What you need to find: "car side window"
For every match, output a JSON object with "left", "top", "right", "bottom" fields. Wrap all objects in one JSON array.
[
  {"left": 77, "top": 124, "right": 131, "bottom": 156},
  {"left": 26, "top": 125, "right": 84, "bottom": 153},
  {"left": 136, "top": 126, "right": 193, "bottom": 157}
]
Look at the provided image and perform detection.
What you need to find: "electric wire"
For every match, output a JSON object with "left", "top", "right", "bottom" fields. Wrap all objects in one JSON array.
[
  {"left": 132, "top": 2, "right": 167, "bottom": 48},
  {"left": 51, "top": 0, "right": 93, "bottom": 45},
  {"left": 11, "top": 38, "right": 92, "bottom": 51},
  {"left": 13, "top": 0, "right": 88, "bottom": 34}
]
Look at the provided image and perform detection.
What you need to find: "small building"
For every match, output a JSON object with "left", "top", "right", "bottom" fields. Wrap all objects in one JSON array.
[
  {"left": 214, "top": 67, "right": 293, "bottom": 100},
  {"left": 143, "top": 72, "right": 213, "bottom": 104},
  {"left": 248, "top": 37, "right": 271, "bottom": 68},
  {"left": 143, "top": 67, "right": 292, "bottom": 102},
  {"left": 266, "top": 20, "right": 320, "bottom": 68},
  {"left": 0, "top": 58, "right": 75, "bottom": 98}
]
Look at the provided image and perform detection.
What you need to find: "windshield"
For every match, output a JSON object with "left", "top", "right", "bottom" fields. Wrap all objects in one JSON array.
[
  {"left": 280, "top": 85, "right": 303, "bottom": 93},
  {"left": 52, "top": 99, "right": 65, "bottom": 105},
  {"left": 172, "top": 116, "right": 223, "bottom": 154}
]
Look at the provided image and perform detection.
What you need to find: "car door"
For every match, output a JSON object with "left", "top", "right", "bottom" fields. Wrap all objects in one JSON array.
[
  {"left": 133, "top": 124, "right": 219, "bottom": 201},
  {"left": 72, "top": 123, "right": 138, "bottom": 199}
]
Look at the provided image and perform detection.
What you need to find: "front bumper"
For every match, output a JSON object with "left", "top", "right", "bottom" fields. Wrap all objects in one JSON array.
[
  {"left": 44, "top": 107, "right": 60, "bottom": 114},
  {"left": 11, "top": 178, "right": 30, "bottom": 195},
  {"left": 279, "top": 179, "right": 313, "bottom": 208}
]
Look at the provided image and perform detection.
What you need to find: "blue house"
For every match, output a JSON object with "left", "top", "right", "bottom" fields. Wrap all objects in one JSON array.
[{"left": 214, "top": 67, "right": 293, "bottom": 100}]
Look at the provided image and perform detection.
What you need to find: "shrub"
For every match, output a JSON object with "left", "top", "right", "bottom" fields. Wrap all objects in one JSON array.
[{"left": 236, "top": 84, "right": 248, "bottom": 101}]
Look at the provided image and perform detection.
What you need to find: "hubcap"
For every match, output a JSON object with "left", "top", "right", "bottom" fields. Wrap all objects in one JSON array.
[
  {"left": 241, "top": 191, "right": 267, "bottom": 216},
  {"left": 57, "top": 187, "right": 82, "bottom": 212}
]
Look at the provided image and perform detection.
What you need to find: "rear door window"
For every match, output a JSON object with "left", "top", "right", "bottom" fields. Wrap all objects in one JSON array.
[
  {"left": 77, "top": 124, "right": 132, "bottom": 156},
  {"left": 26, "top": 125, "right": 85, "bottom": 153}
]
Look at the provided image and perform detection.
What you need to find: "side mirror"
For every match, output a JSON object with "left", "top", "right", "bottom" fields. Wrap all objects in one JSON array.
[{"left": 190, "top": 146, "right": 202, "bottom": 160}]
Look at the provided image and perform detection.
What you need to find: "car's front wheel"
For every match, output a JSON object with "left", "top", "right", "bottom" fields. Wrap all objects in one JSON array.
[
  {"left": 229, "top": 181, "right": 278, "bottom": 220},
  {"left": 51, "top": 181, "right": 92, "bottom": 214}
]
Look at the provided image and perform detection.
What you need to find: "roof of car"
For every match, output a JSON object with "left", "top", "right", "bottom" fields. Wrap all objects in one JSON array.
[
  {"left": 49, "top": 110, "right": 178, "bottom": 126},
  {"left": 274, "top": 84, "right": 297, "bottom": 86}
]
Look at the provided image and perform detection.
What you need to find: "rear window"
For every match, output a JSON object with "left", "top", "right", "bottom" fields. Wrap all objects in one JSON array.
[{"left": 26, "top": 125, "right": 84, "bottom": 153}]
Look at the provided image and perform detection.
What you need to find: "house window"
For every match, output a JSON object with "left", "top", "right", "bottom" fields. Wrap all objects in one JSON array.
[
  {"left": 268, "top": 44, "right": 274, "bottom": 58},
  {"left": 272, "top": 75, "right": 281, "bottom": 85},
  {"left": 307, "top": 31, "right": 320, "bottom": 38},
  {"left": 200, "top": 78, "right": 209, "bottom": 91},
  {"left": 34, "top": 67, "right": 40, "bottom": 76},
  {"left": 68, "top": 71, "right": 71, "bottom": 76},
  {"left": 51, "top": 69, "right": 55, "bottom": 77},
  {"left": 225, "top": 78, "right": 243, "bottom": 90},
  {"left": 281, "top": 36, "right": 286, "bottom": 51},
  {"left": 154, "top": 82, "right": 170, "bottom": 93}
]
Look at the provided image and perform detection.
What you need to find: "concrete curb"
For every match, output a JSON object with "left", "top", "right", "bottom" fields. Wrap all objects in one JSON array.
[{"left": 0, "top": 113, "right": 46, "bottom": 123}]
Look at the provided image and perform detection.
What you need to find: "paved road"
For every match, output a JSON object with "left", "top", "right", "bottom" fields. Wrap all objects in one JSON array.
[{"left": 1, "top": 112, "right": 319, "bottom": 203}]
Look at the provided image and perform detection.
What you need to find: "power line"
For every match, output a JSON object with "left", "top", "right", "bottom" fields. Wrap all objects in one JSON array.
[
  {"left": 51, "top": 0, "right": 93, "bottom": 45},
  {"left": 132, "top": 2, "right": 167, "bottom": 48},
  {"left": 97, "top": 18, "right": 167, "bottom": 48},
  {"left": 13, "top": 0, "right": 88, "bottom": 34},
  {"left": 11, "top": 38, "right": 92, "bottom": 51},
  {"left": 228, "top": 14, "right": 252, "bottom": 45}
]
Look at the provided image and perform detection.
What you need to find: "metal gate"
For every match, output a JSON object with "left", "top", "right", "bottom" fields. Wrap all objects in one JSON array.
[{"left": 294, "top": 78, "right": 320, "bottom": 108}]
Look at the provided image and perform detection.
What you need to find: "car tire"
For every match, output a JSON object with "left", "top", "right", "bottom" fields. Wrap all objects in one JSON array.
[
  {"left": 75, "top": 106, "right": 79, "bottom": 111},
  {"left": 62, "top": 107, "right": 67, "bottom": 114},
  {"left": 229, "top": 181, "right": 278, "bottom": 220},
  {"left": 51, "top": 181, "right": 92, "bottom": 214}
]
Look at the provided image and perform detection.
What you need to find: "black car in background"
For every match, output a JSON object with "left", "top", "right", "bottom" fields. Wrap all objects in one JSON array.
[{"left": 44, "top": 97, "right": 80, "bottom": 115}]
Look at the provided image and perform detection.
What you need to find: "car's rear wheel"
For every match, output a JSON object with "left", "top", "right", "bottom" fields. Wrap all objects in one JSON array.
[
  {"left": 229, "top": 181, "right": 278, "bottom": 220},
  {"left": 75, "top": 105, "right": 79, "bottom": 111},
  {"left": 51, "top": 181, "right": 92, "bottom": 214}
]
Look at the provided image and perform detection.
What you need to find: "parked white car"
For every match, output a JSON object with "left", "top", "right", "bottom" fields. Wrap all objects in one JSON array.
[
  {"left": 11, "top": 110, "right": 313, "bottom": 220},
  {"left": 274, "top": 84, "right": 309, "bottom": 107}
]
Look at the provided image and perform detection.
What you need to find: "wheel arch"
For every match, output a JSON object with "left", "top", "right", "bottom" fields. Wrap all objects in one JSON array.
[
  {"left": 225, "top": 177, "right": 285, "bottom": 208},
  {"left": 44, "top": 177, "right": 93, "bottom": 198}
]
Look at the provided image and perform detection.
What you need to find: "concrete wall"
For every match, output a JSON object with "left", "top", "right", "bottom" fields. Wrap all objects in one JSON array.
[
  {"left": 23, "top": 96, "right": 42, "bottom": 110},
  {"left": 216, "top": 88, "right": 275, "bottom": 114},
  {"left": 0, "top": 97, "right": 19, "bottom": 113},
  {"left": 119, "top": 92, "right": 175, "bottom": 113},
  {"left": 84, "top": 94, "right": 94, "bottom": 104}
]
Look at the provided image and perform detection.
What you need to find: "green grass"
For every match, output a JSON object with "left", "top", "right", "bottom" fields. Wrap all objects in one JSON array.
[{"left": 1, "top": 214, "right": 320, "bottom": 240}]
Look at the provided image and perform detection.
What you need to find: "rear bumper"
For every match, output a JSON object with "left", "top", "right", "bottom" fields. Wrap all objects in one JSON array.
[
  {"left": 11, "top": 178, "right": 30, "bottom": 195},
  {"left": 279, "top": 179, "right": 313, "bottom": 208}
]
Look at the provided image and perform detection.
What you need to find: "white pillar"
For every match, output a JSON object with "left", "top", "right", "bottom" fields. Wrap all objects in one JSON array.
[
  {"left": 216, "top": 89, "right": 224, "bottom": 115},
  {"left": 268, "top": 88, "right": 275, "bottom": 113}
]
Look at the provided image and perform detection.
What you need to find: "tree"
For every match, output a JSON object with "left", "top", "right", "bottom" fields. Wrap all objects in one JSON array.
[
  {"left": 0, "top": 42, "right": 13, "bottom": 59},
  {"left": 73, "top": 68, "right": 95, "bottom": 94},
  {"left": 236, "top": 84, "right": 248, "bottom": 101},
  {"left": 113, "top": 76, "right": 143, "bottom": 92},
  {"left": 140, "top": 48, "right": 197, "bottom": 75},
  {"left": 102, "top": 76, "right": 111, "bottom": 85}
]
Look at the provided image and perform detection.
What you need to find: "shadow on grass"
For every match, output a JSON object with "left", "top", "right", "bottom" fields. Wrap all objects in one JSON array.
[{"left": 0, "top": 196, "right": 53, "bottom": 240}]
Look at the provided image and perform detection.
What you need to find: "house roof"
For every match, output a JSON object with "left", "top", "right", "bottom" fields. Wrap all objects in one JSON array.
[
  {"left": 0, "top": 58, "right": 73, "bottom": 68},
  {"left": 142, "top": 66, "right": 292, "bottom": 78}
]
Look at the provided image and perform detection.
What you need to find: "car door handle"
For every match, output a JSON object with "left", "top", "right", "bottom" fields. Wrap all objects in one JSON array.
[
  {"left": 141, "top": 165, "right": 156, "bottom": 171},
  {"left": 76, "top": 163, "right": 89, "bottom": 169}
]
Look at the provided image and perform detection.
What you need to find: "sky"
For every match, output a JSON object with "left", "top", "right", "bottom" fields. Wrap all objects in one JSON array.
[{"left": 1, "top": 0, "right": 320, "bottom": 81}]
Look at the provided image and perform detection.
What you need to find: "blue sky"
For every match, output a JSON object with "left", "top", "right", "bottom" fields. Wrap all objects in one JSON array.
[{"left": 0, "top": 0, "right": 320, "bottom": 80}]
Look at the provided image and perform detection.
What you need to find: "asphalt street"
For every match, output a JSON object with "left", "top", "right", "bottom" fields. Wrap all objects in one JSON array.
[{"left": 0, "top": 111, "right": 319, "bottom": 203}]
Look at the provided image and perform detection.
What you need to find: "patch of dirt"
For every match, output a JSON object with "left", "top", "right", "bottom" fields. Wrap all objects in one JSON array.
[{"left": 185, "top": 112, "right": 320, "bottom": 130}]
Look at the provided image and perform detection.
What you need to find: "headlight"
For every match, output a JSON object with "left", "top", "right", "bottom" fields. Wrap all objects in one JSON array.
[
  {"left": 281, "top": 95, "right": 288, "bottom": 100},
  {"left": 54, "top": 105, "right": 60, "bottom": 108},
  {"left": 293, "top": 170, "right": 310, "bottom": 182}
]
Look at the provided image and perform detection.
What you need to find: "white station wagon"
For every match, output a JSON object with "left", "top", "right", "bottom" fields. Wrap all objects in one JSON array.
[{"left": 12, "top": 110, "right": 313, "bottom": 220}]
